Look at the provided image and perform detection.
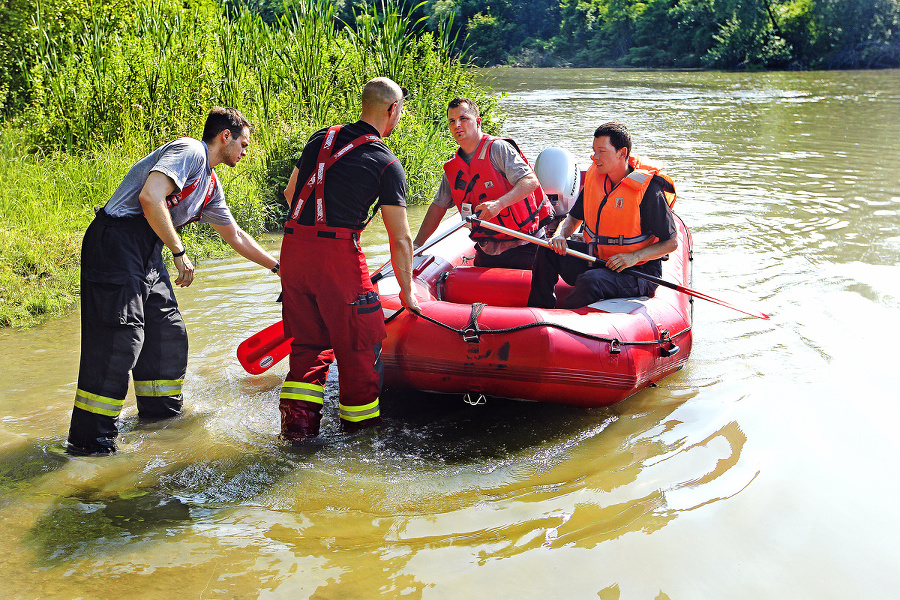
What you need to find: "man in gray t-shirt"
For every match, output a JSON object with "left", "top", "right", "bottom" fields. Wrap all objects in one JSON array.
[
  {"left": 103, "top": 137, "right": 235, "bottom": 227},
  {"left": 66, "top": 107, "right": 281, "bottom": 456}
]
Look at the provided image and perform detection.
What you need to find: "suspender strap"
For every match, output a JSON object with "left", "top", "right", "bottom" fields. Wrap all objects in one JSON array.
[
  {"left": 289, "top": 125, "right": 382, "bottom": 223},
  {"left": 162, "top": 170, "right": 218, "bottom": 225},
  {"left": 188, "top": 171, "right": 218, "bottom": 224}
]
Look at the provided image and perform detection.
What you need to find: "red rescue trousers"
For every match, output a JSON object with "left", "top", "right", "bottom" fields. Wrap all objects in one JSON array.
[{"left": 278, "top": 224, "right": 386, "bottom": 441}]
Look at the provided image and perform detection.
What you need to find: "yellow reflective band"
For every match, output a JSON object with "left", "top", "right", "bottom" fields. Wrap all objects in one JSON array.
[
  {"left": 133, "top": 379, "right": 184, "bottom": 397},
  {"left": 74, "top": 389, "right": 125, "bottom": 417},
  {"left": 280, "top": 381, "right": 325, "bottom": 405},
  {"left": 339, "top": 398, "right": 380, "bottom": 422}
]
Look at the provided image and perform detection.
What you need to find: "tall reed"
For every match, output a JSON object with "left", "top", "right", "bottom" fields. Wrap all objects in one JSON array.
[{"left": 1, "top": 0, "right": 498, "bottom": 327}]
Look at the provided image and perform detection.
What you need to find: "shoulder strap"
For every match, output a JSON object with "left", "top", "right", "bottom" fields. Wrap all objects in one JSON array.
[{"left": 289, "top": 125, "right": 382, "bottom": 223}]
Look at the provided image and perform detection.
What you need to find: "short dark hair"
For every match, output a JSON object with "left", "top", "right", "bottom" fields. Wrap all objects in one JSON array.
[
  {"left": 448, "top": 97, "right": 480, "bottom": 118},
  {"left": 202, "top": 107, "right": 252, "bottom": 143},
  {"left": 594, "top": 122, "right": 631, "bottom": 157}
]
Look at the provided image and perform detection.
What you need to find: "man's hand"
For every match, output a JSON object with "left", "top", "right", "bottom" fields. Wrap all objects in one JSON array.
[
  {"left": 548, "top": 235, "right": 569, "bottom": 255},
  {"left": 399, "top": 288, "right": 420, "bottom": 313},
  {"left": 173, "top": 254, "right": 195, "bottom": 287},
  {"left": 473, "top": 199, "right": 501, "bottom": 220},
  {"left": 605, "top": 252, "right": 639, "bottom": 272}
]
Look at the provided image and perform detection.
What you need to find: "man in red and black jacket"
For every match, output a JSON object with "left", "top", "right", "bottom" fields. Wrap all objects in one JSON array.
[
  {"left": 413, "top": 97, "right": 554, "bottom": 270},
  {"left": 278, "top": 77, "right": 419, "bottom": 444}
]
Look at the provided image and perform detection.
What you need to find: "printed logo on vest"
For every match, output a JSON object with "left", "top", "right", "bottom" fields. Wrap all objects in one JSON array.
[
  {"left": 615, "top": 198, "right": 624, "bottom": 209},
  {"left": 484, "top": 180, "right": 494, "bottom": 189}
]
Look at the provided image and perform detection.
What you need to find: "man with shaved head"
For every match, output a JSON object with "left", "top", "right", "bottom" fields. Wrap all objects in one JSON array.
[{"left": 277, "top": 77, "right": 418, "bottom": 444}]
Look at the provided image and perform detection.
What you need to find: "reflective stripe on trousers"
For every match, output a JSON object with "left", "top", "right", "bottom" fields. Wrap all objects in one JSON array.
[
  {"left": 74, "top": 388, "right": 125, "bottom": 418},
  {"left": 339, "top": 398, "right": 380, "bottom": 423},
  {"left": 134, "top": 379, "right": 184, "bottom": 397},
  {"left": 279, "top": 381, "right": 325, "bottom": 406}
]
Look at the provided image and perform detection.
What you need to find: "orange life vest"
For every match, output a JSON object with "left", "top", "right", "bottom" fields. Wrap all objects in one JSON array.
[
  {"left": 444, "top": 134, "right": 554, "bottom": 243},
  {"left": 582, "top": 154, "right": 676, "bottom": 262}
]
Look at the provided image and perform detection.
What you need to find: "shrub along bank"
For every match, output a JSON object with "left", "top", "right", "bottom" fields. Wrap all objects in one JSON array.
[{"left": 0, "top": 0, "right": 503, "bottom": 328}]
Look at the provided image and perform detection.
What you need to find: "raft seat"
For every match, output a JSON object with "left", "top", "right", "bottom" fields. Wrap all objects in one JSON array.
[{"left": 442, "top": 266, "right": 573, "bottom": 308}]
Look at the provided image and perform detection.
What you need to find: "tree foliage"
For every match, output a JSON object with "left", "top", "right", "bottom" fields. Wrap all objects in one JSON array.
[{"left": 417, "top": 0, "right": 900, "bottom": 68}]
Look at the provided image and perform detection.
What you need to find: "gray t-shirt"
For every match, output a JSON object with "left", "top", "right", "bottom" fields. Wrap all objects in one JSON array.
[
  {"left": 103, "top": 137, "right": 235, "bottom": 227},
  {"left": 434, "top": 138, "right": 537, "bottom": 255}
]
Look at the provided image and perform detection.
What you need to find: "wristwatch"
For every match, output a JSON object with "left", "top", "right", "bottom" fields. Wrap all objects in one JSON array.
[{"left": 271, "top": 261, "right": 280, "bottom": 274}]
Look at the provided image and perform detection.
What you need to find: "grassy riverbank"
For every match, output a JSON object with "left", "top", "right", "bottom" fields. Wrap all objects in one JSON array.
[
  {"left": 0, "top": 0, "right": 502, "bottom": 328},
  {"left": 0, "top": 129, "right": 269, "bottom": 328}
]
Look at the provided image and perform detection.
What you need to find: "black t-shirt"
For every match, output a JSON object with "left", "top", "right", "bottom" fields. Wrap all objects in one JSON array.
[
  {"left": 569, "top": 173, "right": 677, "bottom": 274},
  {"left": 291, "top": 121, "right": 407, "bottom": 229}
]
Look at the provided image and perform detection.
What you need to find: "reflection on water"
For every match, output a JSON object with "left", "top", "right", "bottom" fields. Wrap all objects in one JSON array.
[{"left": 1, "top": 68, "right": 900, "bottom": 598}]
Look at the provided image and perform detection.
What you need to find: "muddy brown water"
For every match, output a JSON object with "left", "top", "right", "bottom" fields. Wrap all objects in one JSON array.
[{"left": 1, "top": 68, "right": 899, "bottom": 599}]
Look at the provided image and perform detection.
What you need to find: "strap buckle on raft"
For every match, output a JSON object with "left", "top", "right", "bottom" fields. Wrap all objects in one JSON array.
[
  {"left": 462, "top": 303, "right": 487, "bottom": 343},
  {"left": 609, "top": 339, "right": 621, "bottom": 354},
  {"left": 463, "top": 392, "right": 487, "bottom": 406}
]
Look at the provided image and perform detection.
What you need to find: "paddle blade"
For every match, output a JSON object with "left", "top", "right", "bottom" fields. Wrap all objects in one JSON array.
[
  {"left": 682, "top": 287, "right": 771, "bottom": 320},
  {"left": 237, "top": 320, "right": 292, "bottom": 374}
]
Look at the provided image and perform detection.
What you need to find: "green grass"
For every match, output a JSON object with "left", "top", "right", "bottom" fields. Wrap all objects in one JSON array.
[
  {"left": 0, "top": 0, "right": 501, "bottom": 328},
  {"left": 0, "top": 130, "right": 269, "bottom": 328}
]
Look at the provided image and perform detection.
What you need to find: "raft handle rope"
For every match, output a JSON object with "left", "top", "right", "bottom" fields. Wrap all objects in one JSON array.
[{"left": 385, "top": 304, "right": 691, "bottom": 351}]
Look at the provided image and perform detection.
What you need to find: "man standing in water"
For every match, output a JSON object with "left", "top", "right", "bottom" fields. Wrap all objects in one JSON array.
[
  {"left": 413, "top": 97, "right": 554, "bottom": 270},
  {"left": 67, "top": 107, "right": 281, "bottom": 456},
  {"left": 528, "top": 122, "right": 677, "bottom": 309},
  {"left": 277, "top": 77, "right": 419, "bottom": 444}
]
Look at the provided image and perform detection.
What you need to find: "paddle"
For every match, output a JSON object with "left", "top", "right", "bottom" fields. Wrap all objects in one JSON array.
[
  {"left": 466, "top": 216, "right": 771, "bottom": 320},
  {"left": 236, "top": 219, "right": 469, "bottom": 374}
]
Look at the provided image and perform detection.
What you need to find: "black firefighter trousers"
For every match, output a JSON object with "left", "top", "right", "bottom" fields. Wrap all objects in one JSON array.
[{"left": 67, "top": 209, "right": 188, "bottom": 454}]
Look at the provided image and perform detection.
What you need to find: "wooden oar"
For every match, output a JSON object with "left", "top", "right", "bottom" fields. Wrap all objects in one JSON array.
[
  {"left": 237, "top": 219, "right": 469, "bottom": 374},
  {"left": 467, "top": 216, "right": 771, "bottom": 320}
]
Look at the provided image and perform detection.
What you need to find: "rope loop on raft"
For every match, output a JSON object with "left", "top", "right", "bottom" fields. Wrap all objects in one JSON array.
[{"left": 390, "top": 304, "right": 690, "bottom": 351}]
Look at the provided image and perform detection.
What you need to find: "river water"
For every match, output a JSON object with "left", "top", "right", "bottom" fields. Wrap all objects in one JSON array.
[{"left": 2, "top": 68, "right": 899, "bottom": 599}]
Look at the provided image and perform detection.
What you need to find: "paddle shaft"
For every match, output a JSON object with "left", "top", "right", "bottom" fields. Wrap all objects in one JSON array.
[
  {"left": 467, "top": 216, "right": 770, "bottom": 320},
  {"left": 372, "top": 218, "right": 468, "bottom": 283}
]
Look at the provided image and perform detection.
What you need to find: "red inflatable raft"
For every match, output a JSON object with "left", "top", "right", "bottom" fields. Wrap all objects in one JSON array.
[{"left": 373, "top": 213, "right": 693, "bottom": 408}]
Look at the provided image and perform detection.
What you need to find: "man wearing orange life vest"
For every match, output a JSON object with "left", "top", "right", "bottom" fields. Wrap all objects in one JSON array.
[
  {"left": 527, "top": 122, "right": 678, "bottom": 309},
  {"left": 413, "top": 97, "right": 554, "bottom": 270}
]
